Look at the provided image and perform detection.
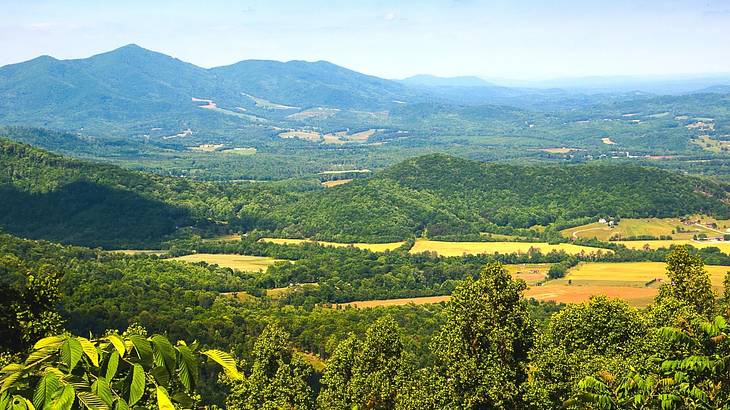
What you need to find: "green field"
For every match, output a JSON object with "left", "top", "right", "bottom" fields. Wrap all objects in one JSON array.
[
  {"left": 562, "top": 262, "right": 729, "bottom": 288},
  {"left": 171, "top": 253, "right": 285, "bottom": 272},
  {"left": 409, "top": 239, "right": 610, "bottom": 257},
  {"left": 562, "top": 217, "right": 730, "bottom": 241},
  {"left": 260, "top": 238, "right": 406, "bottom": 252}
]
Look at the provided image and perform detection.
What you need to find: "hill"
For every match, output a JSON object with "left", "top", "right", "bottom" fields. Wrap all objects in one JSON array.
[
  {"left": 255, "top": 154, "right": 730, "bottom": 241},
  {"left": 0, "top": 138, "right": 243, "bottom": 247}
]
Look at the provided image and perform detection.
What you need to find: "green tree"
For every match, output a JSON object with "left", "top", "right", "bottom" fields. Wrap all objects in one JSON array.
[
  {"left": 526, "top": 296, "right": 648, "bottom": 409},
  {"left": 0, "top": 256, "right": 64, "bottom": 355},
  {"left": 657, "top": 246, "right": 715, "bottom": 316},
  {"left": 430, "top": 262, "right": 534, "bottom": 408},
  {"left": 0, "top": 332, "right": 239, "bottom": 410},
  {"left": 317, "top": 334, "right": 359, "bottom": 410},
  {"left": 225, "top": 324, "right": 314, "bottom": 410}
]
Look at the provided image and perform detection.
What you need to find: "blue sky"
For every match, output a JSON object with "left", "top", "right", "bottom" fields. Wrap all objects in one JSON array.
[{"left": 2, "top": 0, "right": 730, "bottom": 80}]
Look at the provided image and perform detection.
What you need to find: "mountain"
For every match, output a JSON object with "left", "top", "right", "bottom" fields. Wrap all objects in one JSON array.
[
  {"left": 400, "top": 74, "right": 493, "bottom": 88},
  {"left": 0, "top": 44, "right": 426, "bottom": 134},
  {"left": 212, "top": 59, "right": 420, "bottom": 109},
  {"left": 0, "top": 137, "right": 240, "bottom": 248},
  {"left": 256, "top": 154, "right": 730, "bottom": 241}
]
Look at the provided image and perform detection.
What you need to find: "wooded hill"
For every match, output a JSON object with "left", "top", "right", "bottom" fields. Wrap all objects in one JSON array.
[{"left": 2, "top": 138, "right": 728, "bottom": 247}]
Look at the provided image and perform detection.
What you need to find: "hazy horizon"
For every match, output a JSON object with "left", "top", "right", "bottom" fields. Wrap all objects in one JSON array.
[{"left": 2, "top": 0, "right": 730, "bottom": 81}]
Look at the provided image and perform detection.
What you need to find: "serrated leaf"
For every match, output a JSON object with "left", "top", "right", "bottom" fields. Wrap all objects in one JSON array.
[
  {"left": 128, "top": 364, "right": 144, "bottom": 406},
  {"left": 33, "top": 336, "right": 67, "bottom": 351},
  {"left": 1, "top": 371, "right": 23, "bottom": 395},
  {"left": 32, "top": 373, "right": 61, "bottom": 410},
  {"left": 113, "top": 398, "right": 128, "bottom": 410},
  {"left": 150, "top": 336, "right": 176, "bottom": 373},
  {"left": 201, "top": 350, "right": 241, "bottom": 380},
  {"left": 104, "top": 352, "right": 119, "bottom": 382},
  {"left": 23, "top": 349, "right": 55, "bottom": 368},
  {"left": 105, "top": 336, "right": 125, "bottom": 357},
  {"left": 76, "top": 391, "right": 109, "bottom": 410},
  {"left": 171, "top": 391, "right": 193, "bottom": 408},
  {"left": 77, "top": 338, "right": 99, "bottom": 368},
  {"left": 176, "top": 345, "right": 197, "bottom": 392},
  {"left": 90, "top": 379, "right": 113, "bottom": 408},
  {"left": 129, "top": 336, "right": 153, "bottom": 368},
  {"left": 155, "top": 386, "right": 174, "bottom": 410},
  {"left": 49, "top": 385, "right": 74, "bottom": 410},
  {"left": 0, "top": 364, "right": 23, "bottom": 375},
  {"left": 60, "top": 338, "right": 83, "bottom": 373},
  {"left": 149, "top": 367, "right": 169, "bottom": 387}
]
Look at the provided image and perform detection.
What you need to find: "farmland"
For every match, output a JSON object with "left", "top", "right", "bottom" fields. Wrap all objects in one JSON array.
[
  {"left": 561, "top": 217, "right": 729, "bottom": 241},
  {"left": 562, "top": 262, "right": 728, "bottom": 288},
  {"left": 260, "top": 238, "right": 406, "bottom": 252},
  {"left": 618, "top": 239, "right": 730, "bottom": 254},
  {"left": 409, "top": 239, "right": 610, "bottom": 257},
  {"left": 171, "top": 253, "right": 286, "bottom": 272}
]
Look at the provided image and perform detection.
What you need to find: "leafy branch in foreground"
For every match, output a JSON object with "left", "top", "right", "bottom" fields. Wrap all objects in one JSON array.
[{"left": 0, "top": 333, "right": 240, "bottom": 410}]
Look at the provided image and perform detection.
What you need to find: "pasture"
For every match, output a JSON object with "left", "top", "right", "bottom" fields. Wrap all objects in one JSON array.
[
  {"left": 562, "top": 217, "right": 728, "bottom": 241},
  {"left": 171, "top": 253, "right": 285, "bottom": 272},
  {"left": 562, "top": 262, "right": 728, "bottom": 288},
  {"left": 260, "top": 238, "right": 406, "bottom": 252},
  {"left": 409, "top": 239, "right": 610, "bottom": 257},
  {"left": 321, "top": 179, "right": 353, "bottom": 188},
  {"left": 504, "top": 263, "right": 550, "bottom": 285},
  {"left": 618, "top": 239, "right": 730, "bottom": 254}
]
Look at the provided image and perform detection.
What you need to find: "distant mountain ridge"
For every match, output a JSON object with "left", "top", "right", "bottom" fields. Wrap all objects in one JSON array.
[{"left": 399, "top": 74, "right": 494, "bottom": 87}]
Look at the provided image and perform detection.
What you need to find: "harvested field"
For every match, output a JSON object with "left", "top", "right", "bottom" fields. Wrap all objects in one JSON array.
[
  {"left": 110, "top": 249, "right": 166, "bottom": 256},
  {"left": 602, "top": 137, "right": 616, "bottom": 144},
  {"left": 563, "top": 262, "right": 728, "bottom": 288},
  {"left": 261, "top": 238, "right": 405, "bottom": 252},
  {"left": 618, "top": 239, "right": 730, "bottom": 254},
  {"left": 190, "top": 144, "right": 224, "bottom": 152},
  {"left": 541, "top": 147, "right": 578, "bottom": 154},
  {"left": 409, "top": 239, "right": 610, "bottom": 257},
  {"left": 504, "top": 263, "right": 550, "bottom": 285},
  {"left": 526, "top": 283, "right": 657, "bottom": 307},
  {"left": 335, "top": 295, "right": 450, "bottom": 308},
  {"left": 321, "top": 179, "right": 353, "bottom": 187},
  {"left": 171, "top": 253, "right": 285, "bottom": 272}
]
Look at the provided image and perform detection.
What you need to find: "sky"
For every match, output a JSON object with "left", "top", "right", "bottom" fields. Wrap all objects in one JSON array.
[{"left": 2, "top": 0, "right": 730, "bottom": 80}]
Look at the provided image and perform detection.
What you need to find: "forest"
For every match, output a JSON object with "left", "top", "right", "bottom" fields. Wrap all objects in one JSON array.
[{"left": 1, "top": 229, "right": 729, "bottom": 409}]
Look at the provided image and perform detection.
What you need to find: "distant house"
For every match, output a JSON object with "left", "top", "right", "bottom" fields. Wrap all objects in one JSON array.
[
  {"left": 598, "top": 218, "right": 607, "bottom": 224},
  {"left": 707, "top": 222, "right": 718, "bottom": 229}
]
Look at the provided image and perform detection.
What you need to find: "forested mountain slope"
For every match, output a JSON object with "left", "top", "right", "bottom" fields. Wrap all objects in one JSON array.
[
  {"left": 0, "top": 138, "right": 244, "bottom": 247},
  {"left": 258, "top": 154, "right": 730, "bottom": 241}
]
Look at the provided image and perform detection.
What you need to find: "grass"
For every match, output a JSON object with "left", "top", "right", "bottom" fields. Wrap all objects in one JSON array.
[
  {"left": 260, "top": 238, "right": 406, "bottom": 252},
  {"left": 562, "top": 217, "right": 730, "bottom": 241},
  {"left": 618, "top": 240, "right": 730, "bottom": 254},
  {"left": 171, "top": 253, "right": 285, "bottom": 272},
  {"left": 409, "top": 239, "right": 610, "bottom": 257},
  {"left": 563, "top": 262, "right": 728, "bottom": 287},
  {"left": 321, "top": 179, "right": 353, "bottom": 188},
  {"left": 504, "top": 263, "right": 551, "bottom": 285}
]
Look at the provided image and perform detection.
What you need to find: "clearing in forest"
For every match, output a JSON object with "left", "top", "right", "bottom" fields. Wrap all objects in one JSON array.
[
  {"left": 171, "top": 253, "right": 285, "bottom": 272},
  {"left": 260, "top": 238, "right": 406, "bottom": 252},
  {"left": 409, "top": 239, "right": 610, "bottom": 257},
  {"left": 618, "top": 239, "right": 730, "bottom": 254},
  {"left": 321, "top": 179, "right": 353, "bottom": 187},
  {"left": 561, "top": 217, "right": 729, "bottom": 241},
  {"left": 562, "top": 262, "right": 728, "bottom": 288}
]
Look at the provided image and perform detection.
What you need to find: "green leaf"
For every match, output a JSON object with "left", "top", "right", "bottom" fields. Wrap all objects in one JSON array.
[
  {"left": 175, "top": 345, "right": 197, "bottom": 392},
  {"left": 113, "top": 399, "right": 128, "bottom": 410},
  {"left": 23, "top": 349, "right": 55, "bottom": 368},
  {"left": 0, "top": 392, "right": 9, "bottom": 410},
  {"left": 49, "top": 385, "right": 74, "bottom": 410},
  {"left": 77, "top": 338, "right": 99, "bottom": 368},
  {"left": 90, "top": 379, "right": 113, "bottom": 408},
  {"left": 155, "top": 386, "right": 175, "bottom": 410},
  {"left": 32, "top": 336, "right": 67, "bottom": 351},
  {"left": 129, "top": 336, "right": 153, "bottom": 368},
  {"left": 150, "top": 336, "right": 176, "bottom": 373},
  {"left": 104, "top": 352, "right": 119, "bottom": 382},
  {"left": 171, "top": 392, "right": 193, "bottom": 408},
  {"left": 0, "top": 364, "right": 23, "bottom": 375},
  {"left": 1, "top": 371, "right": 23, "bottom": 395},
  {"left": 10, "top": 396, "right": 35, "bottom": 410},
  {"left": 76, "top": 392, "right": 109, "bottom": 410},
  {"left": 105, "top": 336, "right": 125, "bottom": 357},
  {"left": 149, "top": 367, "right": 169, "bottom": 387},
  {"left": 127, "top": 364, "right": 145, "bottom": 406},
  {"left": 32, "top": 373, "right": 61, "bottom": 410},
  {"left": 201, "top": 350, "right": 241, "bottom": 380},
  {"left": 60, "top": 338, "right": 83, "bottom": 373}
]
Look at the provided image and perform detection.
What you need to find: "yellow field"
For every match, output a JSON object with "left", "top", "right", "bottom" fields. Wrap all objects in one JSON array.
[
  {"left": 562, "top": 217, "right": 729, "bottom": 241},
  {"left": 409, "top": 239, "right": 610, "bottom": 257},
  {"left": 260, "top": 238, "right": 405, "bottom": 252},
  {"left": 171, "top": 253, "right": 285, "bottom": 272},
  {"left": 504, "top": 263, "right": 550, "bottom": 285},
  {"left": 321, "top": 179, "right": 353, "bottom": 188},
  {"left": 266, "top": 283, "right": 319, "bottom": 299},
  {"left": 618, "top": 240, "right": 730, "bottom": 254},
  {"left": 336, "top": 295, "right": 450, "bottom": 308},
  {"left": 564, "top": 262, "right": 728, "bottom": 287},
  {"left": 110, "top": 249, "right": 166, "bottom": 256}
]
